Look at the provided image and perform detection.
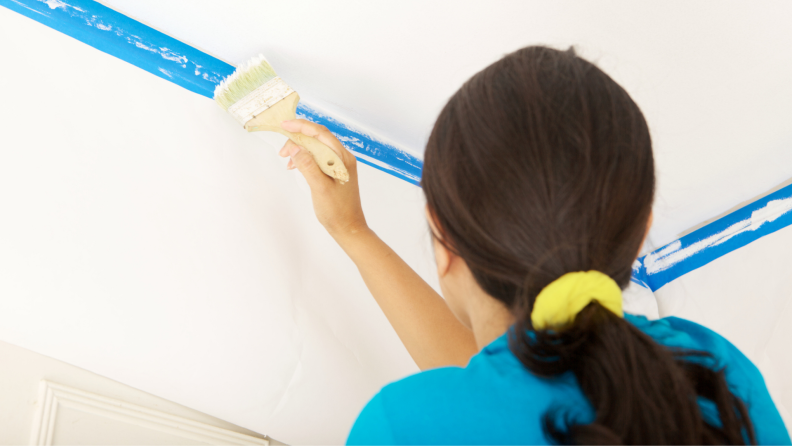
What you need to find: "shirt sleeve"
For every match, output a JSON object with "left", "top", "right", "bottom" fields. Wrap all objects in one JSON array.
[{"left": 346, "top": 391, "right": 397, "bottom": 445}]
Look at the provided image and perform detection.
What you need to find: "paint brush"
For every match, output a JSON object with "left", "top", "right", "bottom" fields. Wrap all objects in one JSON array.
[{"left": 214, "top": 55, "right": 349, "bottom": 183}]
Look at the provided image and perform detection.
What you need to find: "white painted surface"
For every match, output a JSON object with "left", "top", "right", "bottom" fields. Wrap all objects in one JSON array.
[
  {"left": 0, "top": 340, "right": 274, "bottom": 445},
  {"left": 97, "top": 0, "right": 792, "bottom": 250}
]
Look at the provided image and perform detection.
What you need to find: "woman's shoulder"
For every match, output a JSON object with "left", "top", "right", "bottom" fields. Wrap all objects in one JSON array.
[
  {"left": 347, "top": 344, "right": 584, "bottom": 445},
  {"left": 372, "top": 365, "right": 495, "bottom": 420},
  {"left": 347, "top": 366, "right": 473, "bottom": 445},
  {"left": 348, "top": 364, "right": 559, "bottom": 445},
  {"left": 384, "top": 363, "right": 468, "bottom": 392},
  {"left": 377, "top": 337, "right": 578, "bottom": 404},
  {"left": 626, "top": 314, "right": 760, "bottom": 377},
  {"left": 627, "top": 314, "right": 791, "bottom": 445}
]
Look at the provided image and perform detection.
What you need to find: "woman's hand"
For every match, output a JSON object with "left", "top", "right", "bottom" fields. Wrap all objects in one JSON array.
[{"left": 279, "top": 119, "right": 368, "bottom": 239}]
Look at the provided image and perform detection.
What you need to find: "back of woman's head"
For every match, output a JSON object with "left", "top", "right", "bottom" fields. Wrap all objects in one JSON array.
[{"left": 421, "top": 46, "right": 754, "bottom": 445}]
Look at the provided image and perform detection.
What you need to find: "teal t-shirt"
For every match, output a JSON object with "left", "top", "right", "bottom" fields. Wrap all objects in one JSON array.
[{"left": 347, "top": 314, "right": 790, "bottom": 445}]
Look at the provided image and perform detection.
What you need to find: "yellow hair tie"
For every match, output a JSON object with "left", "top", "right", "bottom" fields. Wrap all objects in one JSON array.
[{"left": 531, "top": 271, "right": 623, "bottom": 330}]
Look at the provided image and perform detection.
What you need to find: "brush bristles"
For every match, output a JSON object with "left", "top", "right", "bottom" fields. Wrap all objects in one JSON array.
[{"left": 213, "top": 54, "right": 278, "bottom": 110}]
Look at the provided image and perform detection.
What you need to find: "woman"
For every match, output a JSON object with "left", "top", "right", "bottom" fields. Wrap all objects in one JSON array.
[{"left": 277, "top": 46, "right": 789, "bottom": 444}]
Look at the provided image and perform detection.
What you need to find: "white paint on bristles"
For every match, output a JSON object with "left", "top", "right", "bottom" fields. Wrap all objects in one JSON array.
[{"left": 213, "top": 55, "right": 277, "bottom": 110}]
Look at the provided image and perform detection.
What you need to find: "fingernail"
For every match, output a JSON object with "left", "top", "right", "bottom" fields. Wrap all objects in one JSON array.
[{"left": 288, "top": 146, "right": 300, "bottom": 156}]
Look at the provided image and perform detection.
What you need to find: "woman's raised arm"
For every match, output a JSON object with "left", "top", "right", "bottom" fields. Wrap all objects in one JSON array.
[{"left": 277, "top": 119, "right": 478, "bottom": 370}]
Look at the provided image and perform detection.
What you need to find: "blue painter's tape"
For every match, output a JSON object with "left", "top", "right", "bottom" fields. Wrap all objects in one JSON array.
[
  {"left": 633, "top": 182, "right": 792, "bottom": 291},
  {"left": 297, "top": 104, "right": 422, "bottom": 185},
  {"left": 0, "top": 0, "right": 232, "bottom": 97},
  {"left": 1, "top": 0, "right": 423, "bottom": 185}
]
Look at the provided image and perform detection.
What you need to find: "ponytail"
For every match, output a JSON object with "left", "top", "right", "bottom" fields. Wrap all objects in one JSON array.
[{"left": 511, "top": 302, "right": 755, "bottom": 444}]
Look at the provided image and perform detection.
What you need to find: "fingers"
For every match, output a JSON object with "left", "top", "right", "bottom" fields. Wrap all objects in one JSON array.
[
  {"left": 281, "top": 119, "right": 335, "bottom": 146},
  {"left": 287, "top": 144, "right": 333, "bottom": 190},
  {"left": 281, "top": 119, "right": 357, "bottom": 171},
  {"left": 279, "top": 140, "right": 298, "bottom": 169},
  {"left": 280, "top": 139, "right": 298, "bottom": 158},
  {"left": 279, "top": 140, "right": 296, "bottom": 169}
]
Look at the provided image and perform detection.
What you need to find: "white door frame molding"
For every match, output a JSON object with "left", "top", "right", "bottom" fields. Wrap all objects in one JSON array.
[{"left": 30, "top": 381, "right": 270, "bottom": 445}]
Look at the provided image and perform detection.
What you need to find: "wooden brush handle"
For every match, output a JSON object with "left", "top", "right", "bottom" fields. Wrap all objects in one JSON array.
[
  {"left": 283, "top": 130, "right": 349, "bottom": 183},
  {"left": 244, "top": 92, "right": 349, "bottom": 183}
]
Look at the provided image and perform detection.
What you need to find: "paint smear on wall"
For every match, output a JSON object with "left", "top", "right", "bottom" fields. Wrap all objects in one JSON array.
[
  {"left": 646, "top": 197, "right": 792, "bottom": 275},
  {"left": 634, "top": 183, "right": 792, "bottom": 291}
]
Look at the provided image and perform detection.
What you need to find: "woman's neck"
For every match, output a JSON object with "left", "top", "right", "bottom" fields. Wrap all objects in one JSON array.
[{"left": 468, "top": 296, "right": 514, "bottom": 350}]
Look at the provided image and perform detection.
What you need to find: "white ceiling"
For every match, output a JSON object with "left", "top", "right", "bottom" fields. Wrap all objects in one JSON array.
[{"left": 98, "top": 0, "right": 792, "bottom": 248}]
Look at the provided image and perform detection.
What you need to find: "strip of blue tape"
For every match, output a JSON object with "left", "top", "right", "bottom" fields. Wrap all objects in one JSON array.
[
  {"left": 0, "top": 0, "right": 422, "bottom": 185},
  {"left": 632, "top": 182, "right": 792, "bottom": 291},
  {"left": 4, "top": 0, "right": 792, "bottom": 291}
]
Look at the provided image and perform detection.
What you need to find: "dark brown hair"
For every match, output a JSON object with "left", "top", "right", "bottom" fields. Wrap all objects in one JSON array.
[{"left": 421, "top": 46, "right": 755, "bottom": 445}]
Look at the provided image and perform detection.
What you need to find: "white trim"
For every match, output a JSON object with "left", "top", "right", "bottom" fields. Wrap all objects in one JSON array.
[{"left": 29, "top": 381, "right": 270, "bottom": 445}]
